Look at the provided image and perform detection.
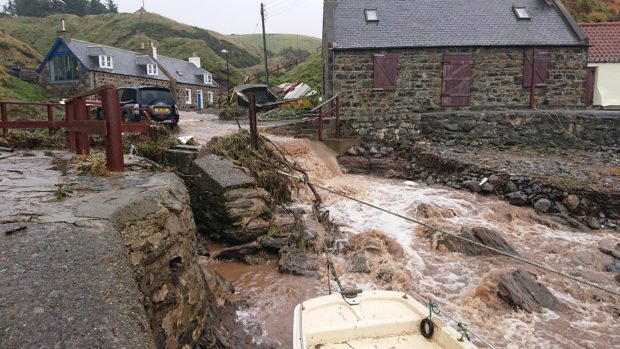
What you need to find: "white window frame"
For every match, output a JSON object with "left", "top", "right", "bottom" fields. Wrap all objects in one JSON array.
[
  {"left": 185, "top": 89, "right": 192, "bottom": 105},
  {"left": 207, "top": 91, "right": 214, "bottom": 105},
  {"left": 98, "top": 55, "right": 113, "bottom": 69},
  {"left": 146, "top": 64, "right": 158, "bottom": 76},
  {"left": 365, "top": 9, "right": 378, "bottom": 22},
  {"left": 204, "top": 74, "right": 212, "bottom": 85},
  {"left": 513, "top": 6, "right": 530, "bottom": 19}
]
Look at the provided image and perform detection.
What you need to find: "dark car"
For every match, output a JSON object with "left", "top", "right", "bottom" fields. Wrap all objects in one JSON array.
[{"left": 117, "top": 86, "right": 179, "bottom": 127}]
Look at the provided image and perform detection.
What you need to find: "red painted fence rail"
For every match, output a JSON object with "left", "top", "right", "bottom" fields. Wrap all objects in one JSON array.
[
  {"left": 0, "top": 85, "right": 151, "bottom": 172},
  {"left": 311, "top": 94, "right": 340, "bottom": 141}
]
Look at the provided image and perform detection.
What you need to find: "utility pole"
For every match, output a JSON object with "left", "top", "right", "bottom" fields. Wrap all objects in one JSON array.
[{"left": 260, "top": 3, "right": 269, "bottom": 85}]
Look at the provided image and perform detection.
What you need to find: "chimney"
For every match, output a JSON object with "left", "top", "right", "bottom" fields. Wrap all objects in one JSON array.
[
  {"left": 148, "top": 41, "right": 158, "bottom": 60},
  {"left": 188, "top": 52, "right": 201, "bottom": 68},
  {"left": 57, "top": 19, "right": 71, "bottom": 43}
]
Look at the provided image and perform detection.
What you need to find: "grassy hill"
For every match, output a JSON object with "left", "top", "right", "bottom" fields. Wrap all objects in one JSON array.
[
  {"left": 564, "top": 0, "right": 620, "bottom": 22},
  {"left": 0, "top": 30, "right": 48, "bottom": 101},
  {"left": 224, "top": 33, "right": 320, "bottom": 57},
  {"left": 272, "top": 52, "right": 322, "bottom": 92},
  {"left": 0, "top": 12, "right": 320, "bottom": 86}
]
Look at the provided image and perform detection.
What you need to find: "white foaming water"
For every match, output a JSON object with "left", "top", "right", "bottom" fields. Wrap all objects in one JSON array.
[
  {"left": 219, "top": 138, "right": 620, "bottom": 348},
  {"left": 306, "top": 171, "right": 620, "bottom": 348}
]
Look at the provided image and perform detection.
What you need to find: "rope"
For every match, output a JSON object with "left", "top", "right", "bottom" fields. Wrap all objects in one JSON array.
[
  {"left": 408, "top": 289, "right": 497, "bottom": 349},
  {"left": 276, "top": 170, "right": 620, "bottom": 297}
]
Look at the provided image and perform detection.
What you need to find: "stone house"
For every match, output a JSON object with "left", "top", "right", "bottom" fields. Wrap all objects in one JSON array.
[
  {"left": 322, "top": 0, "right": 589, "bottom": 118},
  {"left": 36, "top": 27, "right": 218, "bottom": 110},
  {"left": 580, "top": 22, "right": 620, "bottom": 108}
]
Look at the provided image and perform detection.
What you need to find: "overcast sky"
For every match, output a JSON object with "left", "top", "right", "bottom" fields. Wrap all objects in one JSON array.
[{"left": 1, "top": 0, "right": 324, "bottom": 37}]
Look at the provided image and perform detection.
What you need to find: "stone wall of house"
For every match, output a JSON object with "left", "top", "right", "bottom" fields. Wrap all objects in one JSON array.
[
  {"left": 177, "top": 83, "right": 218, "bottom": 111},
  {"left": 37, "top": 63, "right": 93, "bottom": 98},
  {"left": 329, "top": 47, "right": 588, "bottom": 118},
  {"left": 339, "top": 110, "right": 620, "bottom": 148}
]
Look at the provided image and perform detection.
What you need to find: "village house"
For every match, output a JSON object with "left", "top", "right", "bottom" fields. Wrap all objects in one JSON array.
[
  {"left": 36, "top": 23, "right": 218, "bottom": 110},
  {"left": 322, "top": 0, "right": 589, "bottom": 118},
  {"left": 580, "top": 22, "right": 620, "bottom": 108}
]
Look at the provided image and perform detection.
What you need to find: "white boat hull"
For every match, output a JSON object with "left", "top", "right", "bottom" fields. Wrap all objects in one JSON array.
[{"left": 293, "top": 290, "right": 477, "bottom": 349}]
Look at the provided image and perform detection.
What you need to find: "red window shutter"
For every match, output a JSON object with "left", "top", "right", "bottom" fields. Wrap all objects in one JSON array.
[
  {"left": 373, "top": 53, "right": 398, "bottom": 90},
  {"left": 441, "top": 53, "right": 472, "bottom": 107},
  {"left": 524, "top": 50, "right": 550, "bottom": 87}
]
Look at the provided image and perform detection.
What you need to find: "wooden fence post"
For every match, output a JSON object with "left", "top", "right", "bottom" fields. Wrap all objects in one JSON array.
[
  {"left": 101, "top": 86, "right": 124, "bottom": 172},
  {"left": 248, "top": 94, "right": 258, "bottom": 150}
]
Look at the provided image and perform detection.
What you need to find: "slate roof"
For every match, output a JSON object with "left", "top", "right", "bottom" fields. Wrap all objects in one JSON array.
[
  {"left": 328, "top": 0, "right": 587, "bottom": 50},
  {"left": 580, "top": 22, "right": 620, "bottom": 63},
  {"left": 39, "top": 37, "right": 217, "bottom": 87}
]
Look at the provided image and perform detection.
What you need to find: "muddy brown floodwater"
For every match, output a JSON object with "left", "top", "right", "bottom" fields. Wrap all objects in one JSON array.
[{"left": 194, "top": 122, "right": 620, "bottom": 348}]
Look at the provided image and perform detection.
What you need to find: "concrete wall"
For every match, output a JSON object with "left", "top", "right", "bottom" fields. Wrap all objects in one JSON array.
[
  {"left": 589, "top": 63, "right": 620, "bottom": 107},
  {"left": 327, "top": 46, "right": 588, "bottom": 118}
]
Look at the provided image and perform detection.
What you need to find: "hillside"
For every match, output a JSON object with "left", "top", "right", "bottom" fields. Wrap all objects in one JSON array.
[
  {"left": 271, "top": 52, "right": 322, "bottom": 92},
  {"left": 563, "top": 0, "right": 620, "bottom": 22},
  {"left": 0, "top": 30, "right": 48, "bottom": 101},
  {"left": 224, "top": 33, "right": 320, "bottom": 57},
  {"left": 0, "top": 12, "right": 320, "bottom": 86}
]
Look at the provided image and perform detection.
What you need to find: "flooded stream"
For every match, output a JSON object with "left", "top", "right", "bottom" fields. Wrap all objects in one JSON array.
[{"left": 206, "top": 135, "right": 620, "bottom": 348}]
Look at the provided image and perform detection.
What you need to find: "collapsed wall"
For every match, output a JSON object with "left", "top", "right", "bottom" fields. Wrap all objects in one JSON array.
[{"left": 76, "top": 171, "right": 211, "bottom": 349}]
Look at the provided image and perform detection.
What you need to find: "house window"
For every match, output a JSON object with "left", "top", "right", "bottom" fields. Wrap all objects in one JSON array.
[
  {"left": 441, "top": 53, "right": 473, "bottom": 107},
  {"left": 49, "top": 54, "right": 79, "bottom": 82},
  {"left": 204, "top": 74, "right": 213, "bottom": 85},
  {"left": 365, "top": 9, "right": 378, "bottom": 22},
  {"left": 185, "top": 89, "right": 192, "bottom": 105},
  {"left": 513, "top": 7, "right": 530, "bottom": 19},
  {"left": 146, "top": 64, "right": 158, "bottom": 76},
  {"left": 373, "top": 53, "right": 398, "bottom": 90},
  {"left": 99, "top": 55, "right": 113, "bottom": 69},
  {"left": 523, "top": 50, "right": 550, "bottom": 87},
  {"left": 208, "top": 91, "right": 214, "bottom": 105}
]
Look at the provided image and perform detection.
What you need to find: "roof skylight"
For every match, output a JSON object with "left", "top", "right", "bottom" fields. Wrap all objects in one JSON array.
[
  {"left": 365, "top": 9, "right": 378, "bottom": 22},
  {"left": 513, "top": 6, "right": 530, "bottom": 20}
]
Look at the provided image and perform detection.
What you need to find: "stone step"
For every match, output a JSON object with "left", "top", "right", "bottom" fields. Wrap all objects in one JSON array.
[{"left": 321, "top": 137, "right": 362, "bottom": 155}]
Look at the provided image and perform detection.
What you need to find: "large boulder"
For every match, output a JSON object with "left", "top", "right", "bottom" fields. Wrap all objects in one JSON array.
[
  {"left": 278, "top": 246, "right": 320, "bottom": 278},
  {"left": 496, "top": 269, "right": 565, "bottom": 313},
  {"left": 436, "top": 226, "right": 517, "bottom": 256},
  {"left": 187, "top": 154, "right": 272, "bottom": 243}
]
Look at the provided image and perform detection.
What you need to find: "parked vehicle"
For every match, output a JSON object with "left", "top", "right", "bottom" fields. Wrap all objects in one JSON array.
[{"left": 117, "top": 86, "right": 179, "bottom": 127}]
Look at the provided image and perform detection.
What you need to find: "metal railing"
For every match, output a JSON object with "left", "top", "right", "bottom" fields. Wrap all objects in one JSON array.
[
  {"left": 311, "top": 94, "right": 340, "bottom": 141},
  {"left": 0, "top": 85, "right": 151, "bottom": 171}
]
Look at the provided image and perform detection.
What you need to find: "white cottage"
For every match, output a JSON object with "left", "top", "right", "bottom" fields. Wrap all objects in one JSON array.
[{"left": 580, "top": 22, "right": 620, "bottom": 108}]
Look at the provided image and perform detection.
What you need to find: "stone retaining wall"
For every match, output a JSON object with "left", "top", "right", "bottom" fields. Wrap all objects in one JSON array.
[
  {"left": 340, "top": 110, "right": 620, "bottom": 148},
  {"left": 329, "top": 47, "right": 587, "bottom": 117}
]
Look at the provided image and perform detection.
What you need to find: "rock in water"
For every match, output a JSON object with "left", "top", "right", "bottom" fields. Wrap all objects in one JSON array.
[
  {"left": 586, "top": 216, "right": 601, "bottom": 230},
  {"left": 506, "top": 191, "right": 528, "bottom": 206},
  {"left": 278, "top": 247, "right": 319, "bottom": 278},
  {"left": 347, "top": 250, "right": 371, "bottom": 273},
  {"left": 534, "top": 198, "right": 552, "bottom": 213},
  {"left": 563, "top": 194, "right": 580, "bottom": 211},
  {"left": 436, "top": 226, "right": 518, "bottom": 256},
  {"left": 505, "top": 181, "right": 519, "bottom": 193},
  {"left": 496, "top": 269, "right": 565, "bottom": 312}
]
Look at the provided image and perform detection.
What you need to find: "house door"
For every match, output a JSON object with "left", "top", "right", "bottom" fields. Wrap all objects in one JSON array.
[
  {"left": 441, "top": 53, "right": 473, "bottom": 107},
  {"left": 585, "top": 67, "right": 595, "bottom": 106},
  {"left": 197, "top": 90, "right": 203, "bottom": 110}
]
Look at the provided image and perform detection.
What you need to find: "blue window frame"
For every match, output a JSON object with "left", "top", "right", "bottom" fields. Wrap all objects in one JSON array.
[{"left": 49, "top": 52, "right": 79, "bottom": 82}]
